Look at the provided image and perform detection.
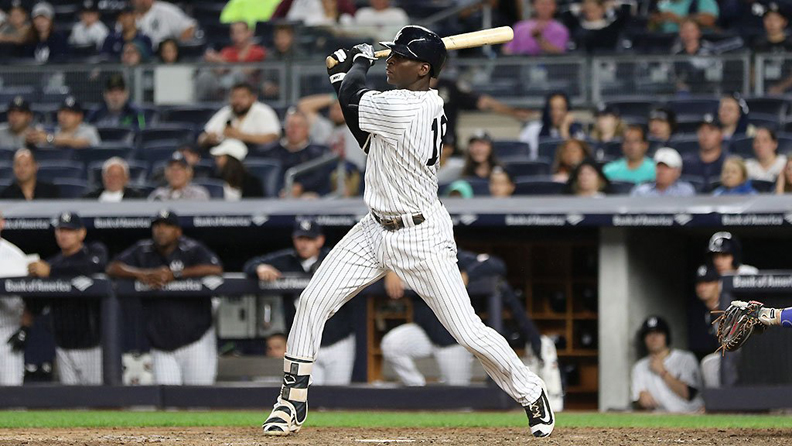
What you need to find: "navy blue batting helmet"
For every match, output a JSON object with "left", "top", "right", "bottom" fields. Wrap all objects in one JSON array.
[{"left": 379, "top": 25, "right": 447, "bottom": 78}]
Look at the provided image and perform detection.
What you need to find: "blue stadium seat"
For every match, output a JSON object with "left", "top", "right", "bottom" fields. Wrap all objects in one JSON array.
[
  {"left": 52, "top": 178, "right": 88, "bottom": 198},
  {"left": 37, "top": 161, "right": 85, "bottom": 181},
  {"left": 609, "top": 180, "right": 635, "bottom": 195},
  {"left": 674, "top": 119, "right": 704, "bottom": 135},
  {"left": 752, "top": 179, "right": 775, "bottom": 193},
  {"left": 748, "top": 113, "right": 781, "bottom": 130},
  {"left": 729, "top": 136, "right": 754, "bottom": 158},
  {"left": 35, "top": 148, "right": 74, "bottom": 162},
  {"left": 0, "top": 162, "right": 12, "bottom": 181},
  {"left": 666, "top": 98, "right": 718, "bottom": 123},
  {"left": 593, "top": 140, "right": 623, "bottom": 160},
  {"left": 503, "top": 158, "right": 552, "bottom": 177},
  {"left": 97, "top": 126, "right": 136, "bottom": 144},
  {"left": 245, "top": 158, "right": 281, "bottom": 197},
  {"left": 605, "top": 100, "right": 655, "bottom": 120},
  {"left": 668, "top": 137, "right": 699, "bottom": 156},
  {"left": 0, "top": 148, "right": 16, "bottom": 162},
  {"left": 0, "top": 86, "right": 37, "bottom": 104},
  {"left": 778, "top": 133, "right": 792, "bottom": 153},
  {"left": 537, "top": 138, "right": 564, "bottom": 159},
  {"left": 192, "top": 178, "right": 225, "bottom": 199},
  {"left": 746, "top": 97, "right": 788, "bottom": 120},
  {"left": 138, "top": 145, "right": 180, "bottom": 170},
  {"left": 74, "top": 146, "right": 135, "bottom": 167},
  {"left": 492, "top": 140, "right": 530, "bottom": 159},
  {"left": 162, "top": 105, "right": 218, "bottom": 127},
  {"left": 138, "top": 125, "right": 192, "bottom": 147},
  {"left": 513, "top": 177, "right": 565, "bottom": 196},
  {"left": 679, "top": 175, "right": 706, "bottom": 193}
]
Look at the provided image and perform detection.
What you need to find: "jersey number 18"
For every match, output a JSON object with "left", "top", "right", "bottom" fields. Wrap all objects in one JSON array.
[{"left": 428, "top": 115, "right": 448, "bottom": 166}]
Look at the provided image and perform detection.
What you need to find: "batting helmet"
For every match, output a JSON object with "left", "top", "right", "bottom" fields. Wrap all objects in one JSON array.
[
  {"left": 379, "top": 25, "right": 447, "bottom": 78},
  {"left": 638, "top": 315, "right": 672, "bottom": 346},
  {"left": 708, "top": 231, "right": 743, "bottom": 267}
]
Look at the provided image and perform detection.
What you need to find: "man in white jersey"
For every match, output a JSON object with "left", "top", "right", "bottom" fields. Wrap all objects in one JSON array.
[
  {"left": 0, "top": 213, "right": 32, "bottom": 385},
  {"left": 262, "top": 25, "right": 554, "bottom": 438}
]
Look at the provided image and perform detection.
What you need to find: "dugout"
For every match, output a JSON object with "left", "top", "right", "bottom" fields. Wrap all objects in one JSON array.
[{"left": 0, "top": 196, "right": 790, "bottom": 411}]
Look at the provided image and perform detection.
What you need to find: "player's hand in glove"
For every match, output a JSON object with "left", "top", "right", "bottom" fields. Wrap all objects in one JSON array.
[
  {"left": 713, "top": 300, "right": 767, "bottom": 354},
  {"left": 327, "top": 48, "right": 353, "bottom": 85},
  {"left": 6, "top": 326, "right": 29, "bottom": 352},
  {"left": 351, "top": 43, "right": 376, "bottom": 66}
]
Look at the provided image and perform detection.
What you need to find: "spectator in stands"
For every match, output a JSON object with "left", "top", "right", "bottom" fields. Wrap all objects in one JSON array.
[
  {"left": 438, "top": 135, "right": 465, "bottom": 185},
  {"left": 268, "top": 22, "right": 301, "bottom": 62},
  {"left": 149, "top": 152, "right": 210, "bottom": 201},
  {"left": 345, "top": 0, "right": 408, "bottom": 42},
  {"left": 132, "top": 0, "right": 196, "bottom": 46},
  {"left": 691, "top": 263, "right": 721, "bottom": 388},
  {"left": 707, "top": 231, "right": 758, "bottom": 275},
  {"left": 69, "top": 1, "right": 108, "bottom": 50},
  {"left": 673, "top": 19, "right": 715, "bottom": 93},
  {"left": 87, "top": 74, "right": 147, "bottom": 130},
  {"left": 157, "top": 38, "right": 180, "bottom": 64},
  {"left": 0, "top": 148, "right": 59, "bottom": 200},
  {"left": 565, "top": 158, "right": 609, "bottom": 197},
  {"left": 520, "top": 91, "right": 584, "bottom": 157},
  {"left": 0, "top": 3, "right": 30, "bottom": 45},
  {"left": 632, "top": 316, "right": 704, "bottom": 413},
  {"left": 266, "top": 333, "right": 288, "bottom": 358},
  {"left": 27, "top": 212, "right": 108, "bottom": 385},
  {"left": 489, "top": 166, "right": 516, "bottom": 197},
  {"left": 650, "top": 0, "right": 719, "bottom": 33},
  {"left": 263, "top": 109, "right": 329, "bottom": 198},
  {"left": 632, "top": 147, "right": 696, "bottom": 197},
  {"left": 712, "top": 156, "right": 757, "bottom": 195},
  {"left": 684, "top": 114, "right": 728, "bottom": 185},
  {"left": 718, "top": 93, "right": 753, "bottom": 141},
  {"left": 121, "top": 40, "right": 151, "bottom": 66},
  {"left": 244, "top": 219, "right": 357, "bottom": 385},
  {"left": 101, "top": 6, "right": 153, "bottom": 58},
  {"left": 28, "top": 97, "right": 101, "bottom": 149},
  {"left": 221, "top": 0, "right": 278, "bottom": 26},
  {"left": 746, "top": 127, "right": 787, "bottom": 182},
  {"left": 298, "top": 94, "right": 366, "bottom": 172},
  {"left": 84, "top": 157, "right": 144, "bottom": 202},
  {"left": 648, "top": 107, "right": 677, "bottom": 144},
  {"left": 563, "top": 0, "right": 629, "bottom": 53},
  {"left": 199, "top": 82, "right": 281, "bottom": 149},
  {"left": 149, "top": 144, "right": 209, "bottom": 186},
  {"left": 552, "top": 138, "right": 591, "bottom": 183},
  {"left": 198, "top": 22, "right": 267, "bottom": 101},
  {"left": 0, "top": 96, "right": 34, "bottom": 149},
  {"left": 272, "top": 0, "right": 356, "bottom": 26},
  {"left": 23, "top": 2, "right": 69, "bottom": 63},
  {"left": 718, "top": 0, "right": 765, "bottom": 43},
  {"left": 210, "top": 139, "right": 264, "bottom": 200},
  {"left": 603, "top": 125, "right": 656, "bottom": 184},
  {"left": 775, "top": 157, "right": 792, "bottom": 194},
  {"left": 445, "top": 180, "right": 474, "bottom": 198},
  {"left": 753, "top": 2, "right": 792, "bottom": 53},
  {"left": 107, "top": 209, "right": 224, "bottom": 385},
  {"left": 590, "top": 103, "right": 625, "bottom": 143},
  {"left": 502, "top": 0, "right": 568, "bottom": 56},
  {"left": 461, "top": 130, "right": 500, "bottom": 180}
]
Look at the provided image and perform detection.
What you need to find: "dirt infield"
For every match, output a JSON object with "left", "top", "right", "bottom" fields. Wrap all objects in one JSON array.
[{"left": 1, "top": 427, "right": 791, "bottom": 445}]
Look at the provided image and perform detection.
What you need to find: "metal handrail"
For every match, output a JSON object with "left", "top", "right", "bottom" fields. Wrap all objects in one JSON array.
[{"left": 282, "top": 152, "right": 341, "bottom": 198}]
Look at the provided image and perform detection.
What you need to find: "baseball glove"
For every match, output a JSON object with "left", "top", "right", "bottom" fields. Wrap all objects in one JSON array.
[{"left": 712, "top": 300, "right": 766, "bottom": 354}]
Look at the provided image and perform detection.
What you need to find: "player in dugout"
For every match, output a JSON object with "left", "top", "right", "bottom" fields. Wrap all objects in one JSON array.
[
  {"left": 107, "top": 210, "right": 223, "bottom": 385},
  {"left": 27, "top": 212, "right": 108, "bottom": 385},
  {"left": 243, "top": 219, "right": 359, "bottom": 385}
]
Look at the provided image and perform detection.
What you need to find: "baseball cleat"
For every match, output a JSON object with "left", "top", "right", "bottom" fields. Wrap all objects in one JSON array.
[
  {"left": 262, "top": 398, "right": 303, "bottom": 436},
  {"left": 525, "top": 383, "right": 555, "bottom": 438}
]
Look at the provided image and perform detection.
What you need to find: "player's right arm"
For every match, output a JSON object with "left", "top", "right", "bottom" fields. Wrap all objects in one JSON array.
[
  {"left": 243, "top": 251, "right": 288, "bottom": 280},
  {"left": 327, "top": 46, "right": 374, "bottom": 150}
]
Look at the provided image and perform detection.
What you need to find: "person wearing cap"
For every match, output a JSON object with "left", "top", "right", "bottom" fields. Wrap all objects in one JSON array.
[
  {"left": 23, "top": 2, "right": 69, "bottom": 63},
  {"left": 603, "top": 125, "right": 656, "bottom": 184},
  {"left": 101, "top": 5, "right": 153, "bottom": 58},
  {"left": 590, "top": 103, "right": 625, "bottom": 144},
  {"left": 0, "top": 3, "right": 30, "bottom": 45},
  {"left": 87, "top": 74, "right": 146, "bottom": 130},
  {"left": 706, "top": 231, "right": 758, "bottom": 276},
  {"left": 243, "top": 219, "right": 358, "bottom": 385},
  {"left": 688, "top": 263, "right": 723, "bottom": 388},
  {"left": 69, "top": 0, "right": 109, "bottom": 50},
  {"left": 631, "top": 315, "right": 704, "bottom": 413},
  {"left": 683, "top": 113, "right": 728, "bottom": 185},
  {"left": 83, "top": 157, "right": 144, "bottom": 201},
  {"left": 210, "top": 139, "right": 264, "bottom": 200},
  {"left": 27, "top": 212, "right": 108, "bottom": 385},
  {"left": 199, "top": 82, "right": 281, "bottom": 150},
  {"left": 107, "top": 210, "right": 223, "bottom": 385},
  {"left": 0, "top": 96, "right": 34, "bottom": 149},
  {"left": 489, "top": 165, "right": 515, "bottom": 197},
  {"left": 648, "top": 107, "right": 677, "bottom": 145},
  {"left": 461, "top": 130, "right": 500, "bottom": 180},
  {"left": 0, "top": 148, "right": 59, "bottom": 200},
  {"left": 755, "top": 2, "right": 792, "bottom": 53},
  {"left": 131, "top": 0, "right": 195, "bottom": 46},
  {"left": 631, "top": 147, "right": 696, "bottom": 197},
  {"left": 148, "top": 152, "right": 211, "bottom": 201},
  {"left": 27, "top": 96, "right": 101, "bottom": 149}
]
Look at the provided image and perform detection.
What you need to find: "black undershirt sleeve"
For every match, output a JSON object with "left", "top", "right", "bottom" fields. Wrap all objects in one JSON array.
[{"left": 335, "top": 59, "right": 374, "bottom": 152}]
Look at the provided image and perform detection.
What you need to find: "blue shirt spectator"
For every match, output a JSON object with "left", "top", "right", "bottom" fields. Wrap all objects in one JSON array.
[
  {"left": 632, "top": 147, "right": 697, "bottom": 197},
  {"left": 101, "top": 6, "right": 153, "bottom": 58},
  {"left": 682, "top": 115, "right": 728, "bottom": 185},
  {"left": 24, "top": 3, "right": 69, "bottom": 63},
  {"left": 713, "top": 157, "right": 758, "bottom": 195},
  {"left": 87, "top": 74, "right": 147, "bottom": 130}
]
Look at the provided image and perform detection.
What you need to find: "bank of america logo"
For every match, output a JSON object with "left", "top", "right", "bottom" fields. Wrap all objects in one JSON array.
[
  {"left": 674, "top": 214, "right": 693, "bottom": 226},
  {"left": 566, "top": 214, "right": 584, "bottom": 225},
  {"left": 252, "top": 215, "right": 269, "bottom": 226},
  {"left": 71, "top": 276, "right": 94, "bottom": 291},
  {"left": 459, "top": 214, "right": 478, "bottom": 225},
  {"left": 785, "top": 213, "right": 792, "bottom": 225},
  {"left": 201, "top": 276, "right": 224, "bottom": 290}
]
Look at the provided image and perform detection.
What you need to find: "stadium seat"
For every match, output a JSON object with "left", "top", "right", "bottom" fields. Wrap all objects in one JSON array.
[
  {"left": 748, "top": 113, "right": 781, "bottom": 130},
  {"left": 162, "top": 105, "right": 218, "bottom": 128},
  {"left": 52, "top": 178, "right": 88, "bottom": 198},
  {"left": 668, "top": 138, "right": 699, "bottom": 156},
  {"left": 593, "top": 140, "right": 623, "bottom": 160},
  {"left": 37, "top": 161, "right": 85, "bottom": 181},
  {"left": 604, "top": 100, "right": 654, "bottom": 120},
  {"left": 537, "top": 138, "right": 564, "bottom": 159},
  {"left": 513, "top": 177, "right": 565, "bottom": 196},
  {"left": 675, "top": 119, "right": 705, "bottom": 135},
  {"left": 609, "top": 180, "right": 635, "bottom": 195},
  {"left": 35, "top": 148, "right": 74, "bottom": 162},
  {"left": 0, "top": 162, "right": 12, "bottom": 181},
  {"left": 449, "top": 177, "right": 490, "bottom": 196},
  {"left": 492, "top": 140, "right": 530, "bottom": 159},
  {"left": 192, "top": 178, "right": 226, "bottom": 199},
  {"left": 778, "top": 133, "right": 792, "bottom": 153},
  {"left": 137, "top": 125, "right": 193, "bottom": 147},
  {"left": 74, "top": 146, "right": 135, "bottom": 167},
  {"left": 746, "top": 97, "right": 788, "bottom": 121},
  {"left": 97, "top": 126, "right": 136, "bottom": 144},
  {"left": 503, "top": 158, "right": 552, "bottom": 177},
  {"left": 245, "top": 159, "right": 281, "bottom": 197},
  {"left": 0, "top": 148, "right": 16, "bottom": 162},
  {"left": 729, "top": 136, "right": 754, "bottom": 158},
  {"left": 679, "top": 175, "right": 706, "bottom": 193},
  {"left": 137, "top": 144, "right": 182, "bottom": 169},
  {"left": 666, "top": 98, "right": 718, "bottom": 121}
]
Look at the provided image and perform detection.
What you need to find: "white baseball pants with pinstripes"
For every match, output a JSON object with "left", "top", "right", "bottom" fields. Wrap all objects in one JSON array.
[{"left": 287, "top": 200, "right": 543, "bottom": 406}]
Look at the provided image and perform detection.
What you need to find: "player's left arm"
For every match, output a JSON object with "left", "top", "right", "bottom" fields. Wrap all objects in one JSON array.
[{"left": 327, "top": 45, "right": 374, "bottom": 149}]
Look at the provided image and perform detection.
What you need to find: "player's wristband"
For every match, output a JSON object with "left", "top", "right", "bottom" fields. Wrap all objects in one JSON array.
[
  {"left": 781, "top": 308, "right": 792, "bottom": 327},
  {"left": 329, "top": 73, "right": 346, "bottom": 84}
]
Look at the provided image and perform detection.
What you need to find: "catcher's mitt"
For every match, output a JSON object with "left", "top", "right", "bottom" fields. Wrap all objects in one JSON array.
[{"left": 712, "top": 300, "right": 766, "bottom": 354}]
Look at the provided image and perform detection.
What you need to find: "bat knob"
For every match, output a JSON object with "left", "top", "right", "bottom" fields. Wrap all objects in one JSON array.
[{"left": 326, "top": 56, "right": 337, "bottom": 69}]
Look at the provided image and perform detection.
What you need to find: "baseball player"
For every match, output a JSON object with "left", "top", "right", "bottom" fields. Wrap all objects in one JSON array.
[
  {"left": 707, "top": 232, "right": 758, "bottom": 276},
  {"left": 262, "top": 25, "right": 554, "bottom": 438},
  {"left": 27, "top": 212, "right": 107, "bottom": 384},
  {"left": 243, "top": 219, "right": 358, "bottom": 385},
  {"left": 106, "top": 210, "right": 223, "bottom": 385},
  {"left": 0, "top": 212, "right": 30, "bottom": 386}
]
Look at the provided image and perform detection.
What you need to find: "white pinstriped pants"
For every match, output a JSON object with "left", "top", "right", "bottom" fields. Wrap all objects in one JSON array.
[
  {"left": 287, "top": 201, "right": 543, "bottom": 405},
  {"left": 312, "top": 334, "right": 355, "bottom": 386},
  {"left": 0, "top": 324, "right": 23, "bottom": 386},
  {"left": 56, "top": 347, "right": 103, "bottom": 385}
]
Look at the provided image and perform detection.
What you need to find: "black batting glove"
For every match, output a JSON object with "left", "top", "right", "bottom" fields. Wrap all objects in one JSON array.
[
  {"left": 6, "top": 326, "right": 29, "bottom": 353},
  {"left": 327, "top": 48, "right": 353, "bottom": 86}
]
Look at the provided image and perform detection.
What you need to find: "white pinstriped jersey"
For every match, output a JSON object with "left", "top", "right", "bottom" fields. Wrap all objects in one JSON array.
[
  {"left": 0, "top": 239, "right": 28, "bottom": 327},
  {"left": 359, "top": 89, "right": 447, "bottom": 216}
]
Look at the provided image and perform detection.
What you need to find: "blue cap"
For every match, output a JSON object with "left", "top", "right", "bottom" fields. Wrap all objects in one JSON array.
[
  {"left": 151, "top": 209, "right": 180, "bottom": 227},
  {"left": 292, "top": 218, "right": 322, "bottom": 238},
  {"left": 53, "top": 211, "right": 84, "bottom": 230}
]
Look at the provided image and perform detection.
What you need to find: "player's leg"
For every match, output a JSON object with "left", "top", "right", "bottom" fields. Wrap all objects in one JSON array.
[
  {"left": 150, "top": 349, "right": 182, "bottom": 385},
  {"left": 310, "top": 354, "right": 327, "bottom": 386},
  {"left": 178, "top": 327, "right": 218, "bottom": 385},
  {"left": 700, "top": 353, "right": 721, "bottom": 388},
  {"left": 55, "top": 348, "right": 80, "bottom": 385},
  {"left": 381, "top": 323, "right": 434, "bottom": 386},
  {"left": 0, "top": 326, "right": 24, "bottom": 385},
  {"left": 263, "top": 216, "right": 386, "bottom": 435},
  {"left": 432, "top": 343, "right": 473, "bottom": 385},
  {"left": 80, "top": 346, "right": 103, "bottom": 385},
  {"left": 313, "top": 334, "right": 355, "bottom": 386}
]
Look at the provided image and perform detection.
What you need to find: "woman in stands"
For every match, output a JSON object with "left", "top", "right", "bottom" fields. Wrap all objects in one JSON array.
[
  {"left": 746, "top": 127, "right": 787, "bottom": 182},
  {"left": 461, "top": 131, "right": 501, "bottom": 180},
  {"left": 157, "top": 38, "right": 181, "bottom": 64},
  {"left": 775, "top": 157, "right": 792, "bottom": 194},
  {"left": 648, "top": 107, "right": 677, "bottom": 146},
  {"left": 552, "top": 138, "right": 591, "bottom": 182},
  {"left": 520, "top": 91, "right": 585, "bottom": 156},
  {"left": 210, "top": 139, "right": 264, "bottom": 200},
  {"left": 565, "top": 158, "right": 609, "bottom": 197},
  {"left": 563, "top": 0, "right": 629, "bottom": 53},
  {"left": 713, "top": 156, "right": 757, "bottom": 196},
  {"left": 23, "top": 2, "right": 68, "bottom": 63},
  {"left": 718, "top": 93, "right": 754, "bottom": 141},
  {"left": 0, "top": 3, "right": 30, "bottom": 46},
  {"left": 590, "top": 103, "right": 625, "bottom": 143}
]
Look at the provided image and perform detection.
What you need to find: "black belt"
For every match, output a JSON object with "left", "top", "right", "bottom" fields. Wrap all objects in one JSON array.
[{"left": 373, "top": 212, "right": 425, "bottom": 231}]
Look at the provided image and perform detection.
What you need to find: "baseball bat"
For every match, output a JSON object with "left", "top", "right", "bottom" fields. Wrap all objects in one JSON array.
[{"left": 325, "top": 26, "right": 514, "bottom": 69}]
